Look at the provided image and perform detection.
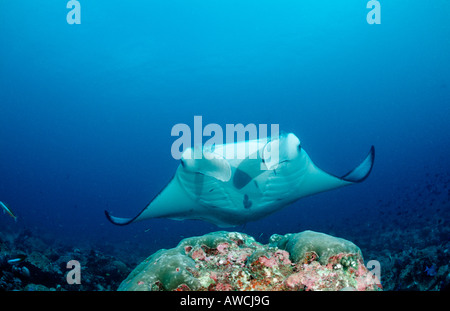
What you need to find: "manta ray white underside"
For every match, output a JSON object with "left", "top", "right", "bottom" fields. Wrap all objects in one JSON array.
[{"left": 105, "top": 133, "right": 375, "bottom": 227}]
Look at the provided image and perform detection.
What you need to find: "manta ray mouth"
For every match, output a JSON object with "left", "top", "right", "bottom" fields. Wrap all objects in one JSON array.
[{"left": 262, "top": 159, "right": 290, "bottom": 166}]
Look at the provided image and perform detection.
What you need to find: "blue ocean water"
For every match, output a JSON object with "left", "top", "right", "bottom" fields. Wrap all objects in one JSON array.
[{"left": 0, "top": 0, "right": 449, "bottom": 266}]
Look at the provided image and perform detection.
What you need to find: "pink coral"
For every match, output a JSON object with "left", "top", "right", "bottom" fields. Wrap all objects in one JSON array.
[
  {"left": 275, "top": 250, "right": 291, "bottom": 265},
  {"left": 258, "top": 255, "right": 277, "bottom": 268},
  {"left": 216, "top": 243, "right": 229, "bottom": 254},
  {"left": 356, "top": 261, "right": 367, "bottom": 276},
  {"left": 191, "top": 248, "right": 206, "bottom": 260},
  {"left": 236, "top": 248, "right": 253, "bottom": 263},
  {"left": 354, "top": 263, "right": 382, "bottom": 291},
  {"left": 285, "top": 272, "right": 303, "bottom": 288},
  {"left": 215, "top": 282, "right": 232, "bottom": 291},
  {"left": 209, "top": 271, "right": 218, "bottom": 282},
  {"left": 284, "top": 271, "right": 318, "bottom": 290},
  {"left": 302, "top": 274, "right": 318, "bottom": 290}
]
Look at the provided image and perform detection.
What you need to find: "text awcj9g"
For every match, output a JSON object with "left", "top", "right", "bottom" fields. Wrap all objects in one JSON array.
[{"left": 180, "top": 295, "right": 270, "bottom": 308}]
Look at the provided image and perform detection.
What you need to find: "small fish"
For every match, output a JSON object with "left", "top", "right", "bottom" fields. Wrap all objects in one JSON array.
[
  {"left": 0, "top": 201, "right": 17, "bottom": 221},
  {"left": 7, "top": 254, "right": 27, "bottom": 264}
]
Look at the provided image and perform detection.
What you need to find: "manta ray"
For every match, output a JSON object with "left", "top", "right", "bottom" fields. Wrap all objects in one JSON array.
[{"left": 105, "top": 133, "right": 374, "bottom": 227}]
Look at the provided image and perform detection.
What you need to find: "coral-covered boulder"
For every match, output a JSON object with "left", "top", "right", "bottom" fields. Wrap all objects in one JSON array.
[
  {"left": 118, "top": 231, "right": 381, "bottom": 291},
  {"left": 269, "top": 230, "right": 363, "bottom": 265}
]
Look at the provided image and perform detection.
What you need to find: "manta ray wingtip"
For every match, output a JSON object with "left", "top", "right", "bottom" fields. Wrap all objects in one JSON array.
[
  {"left": 340, "top": 145, "right": 375, "bottom": 183},
  {"left": 104, "top": 210, "right": 135, "bottom": 226}
]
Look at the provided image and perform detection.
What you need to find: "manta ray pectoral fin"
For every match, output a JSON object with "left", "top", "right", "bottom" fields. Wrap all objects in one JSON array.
[
  {"left": 105, "top": 174, "right": 199, "bottom": 226},
  {"left": 322, "top": 145, "right": 375, "bottom": 187},
  {"left": 104, "top": 183, "right": 170, "bottom": 226},
  {"left": 298, "top": 146, "right": 375, "bottom": 198},
  {"left": 340, "top": 145, "right": 375, "bottom": 183},
  {"left": 104, "top": 211, "right": 137, "bottom": 226}
]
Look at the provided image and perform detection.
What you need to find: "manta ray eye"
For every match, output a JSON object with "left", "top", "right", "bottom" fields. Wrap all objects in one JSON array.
[
  {"left": 180, "top": 159, "right": 186, "bottom": 168},
  {"left": 298, "top": 143, "right": 301, "bottom": 151}
]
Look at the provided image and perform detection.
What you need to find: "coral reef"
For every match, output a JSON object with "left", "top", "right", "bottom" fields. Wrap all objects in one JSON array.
[
  {"left": 0, "top": 223, "right": 448, "bottom": 291},
  {"left": 118, "top": 230, "right": 382, "bottom": 291},
  {"left": 0, "top": 229, "right": 134, "bottom": 291},
  {"left": 1, "top": 168, "right": 448, "bottom": 292}
]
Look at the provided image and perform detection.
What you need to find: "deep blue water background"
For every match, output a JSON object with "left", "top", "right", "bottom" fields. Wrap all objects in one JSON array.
[{"left": 0, "top": 1, "right": 449, "bottom": 255}]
